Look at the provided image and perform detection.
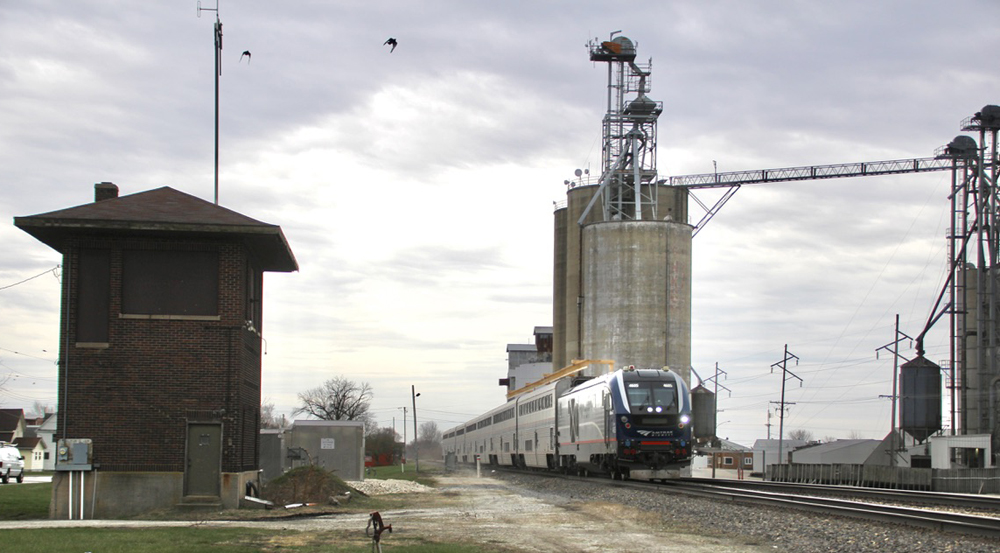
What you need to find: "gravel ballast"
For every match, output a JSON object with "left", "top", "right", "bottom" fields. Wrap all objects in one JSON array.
[{"left": 491, "top": 470, "right": 998, "bottom": 553}]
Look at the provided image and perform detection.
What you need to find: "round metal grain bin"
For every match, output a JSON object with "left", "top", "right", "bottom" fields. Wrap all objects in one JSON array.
[
  {"left": 900, "top": 355, "right": 942, "bottom": 443},
  {"left": 580, "top": 219, "right": 693, "bottom": 381},
  {"left": 690, "top": 384, "right": 716, "bottom": 442}
]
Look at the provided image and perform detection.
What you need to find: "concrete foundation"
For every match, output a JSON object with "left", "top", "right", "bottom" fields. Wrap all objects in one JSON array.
[{"left": 50, "top": 469, "right": 258, "bottom": 519}]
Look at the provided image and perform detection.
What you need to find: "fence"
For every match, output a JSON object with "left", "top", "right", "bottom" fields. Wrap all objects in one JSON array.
[{"left": 767, "top": 463, "right": 1000, "bottom": 494}]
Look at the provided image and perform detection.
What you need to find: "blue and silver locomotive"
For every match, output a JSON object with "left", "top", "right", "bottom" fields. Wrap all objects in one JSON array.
[{"left": 443, "top": 366, "right": 693, "bottom": 480}]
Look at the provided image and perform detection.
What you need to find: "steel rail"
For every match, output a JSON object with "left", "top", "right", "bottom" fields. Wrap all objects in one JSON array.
[
  {"left": 655, "top": 479, "right": 1000, "bottom": 538},
  {"left": 489, "top": 467, "right": 1000, "bottom": 538},
  {"left": 681, "top": 477, "right": 1000, "bottom": 512}
]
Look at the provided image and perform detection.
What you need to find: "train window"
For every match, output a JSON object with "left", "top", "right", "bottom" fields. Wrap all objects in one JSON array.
[{"left": 626, "top": 382, "right": 678, "bottom": 414}]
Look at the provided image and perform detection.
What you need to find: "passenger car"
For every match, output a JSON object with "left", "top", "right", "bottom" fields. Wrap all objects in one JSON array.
[{"left": 0, "top": 442, "right": 25, "bottom": 483}]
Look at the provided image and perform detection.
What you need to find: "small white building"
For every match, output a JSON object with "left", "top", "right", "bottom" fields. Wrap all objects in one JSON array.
[
  {"left": 929, "top": 434, "right": 993, "bottom": 469},
  {"left": 503, "top": 326, "right": 554, "bottom": 394}
]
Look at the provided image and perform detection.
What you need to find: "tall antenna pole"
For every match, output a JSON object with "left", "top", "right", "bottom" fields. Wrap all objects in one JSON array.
[{"left": 197, "top": 1, "right": 222, "bottom": 205}]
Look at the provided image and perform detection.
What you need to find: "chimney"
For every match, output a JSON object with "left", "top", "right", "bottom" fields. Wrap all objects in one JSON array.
[{"left": 94, "top": 182, "right": 119, "bottom": 202}]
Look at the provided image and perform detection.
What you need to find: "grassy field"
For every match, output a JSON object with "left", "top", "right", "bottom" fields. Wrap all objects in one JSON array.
[
  {"left": 0, "top": 527, "right": 510, "bottom": 552},
  {"left": 0, "top": 481, "right": 52, "bottom": 519},
  {"left": 365, "top": 460, "right": 439, "bottom": 485},
  {"left": 0, "top": 463, "right": 508, "bottom": 552}
]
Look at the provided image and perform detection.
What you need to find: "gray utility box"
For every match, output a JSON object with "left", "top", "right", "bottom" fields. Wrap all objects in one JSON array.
[{"left": 55, "top": 438, "right": 93, "bottom": 471}]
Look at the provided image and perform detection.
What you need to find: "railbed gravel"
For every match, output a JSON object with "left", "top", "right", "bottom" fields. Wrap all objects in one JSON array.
[{"left": 491, "top": 471, "right": 997, "bottom": 553}]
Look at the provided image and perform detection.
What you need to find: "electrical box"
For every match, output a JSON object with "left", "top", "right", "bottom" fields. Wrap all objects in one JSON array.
[{"left": 55, "top": 438, "right": 93, "bottom": 471}]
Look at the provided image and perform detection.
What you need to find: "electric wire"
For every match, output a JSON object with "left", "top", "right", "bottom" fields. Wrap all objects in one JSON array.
[{"left": 0, "top": 265, "right": 60, "bottom": 291}]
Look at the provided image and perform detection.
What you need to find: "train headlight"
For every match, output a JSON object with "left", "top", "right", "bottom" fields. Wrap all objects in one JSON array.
[
  {"left": 646, "top": 407, "right": 654, "bottom": 413},
  {"left": 654, "top": 406, "right": 662, "bottom": 413},
  {"left": 680, "top": 414, "right": 690, "bottom": 424}
]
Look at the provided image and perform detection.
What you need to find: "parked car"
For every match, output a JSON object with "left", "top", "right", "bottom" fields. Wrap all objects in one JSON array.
[{"left": 0, "top": 443, "right": 24, "bottom": 483}]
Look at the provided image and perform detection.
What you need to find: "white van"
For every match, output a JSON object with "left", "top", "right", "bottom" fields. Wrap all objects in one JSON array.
[{"left": 0, "top": 443, "right": 24, "bottom": 483}]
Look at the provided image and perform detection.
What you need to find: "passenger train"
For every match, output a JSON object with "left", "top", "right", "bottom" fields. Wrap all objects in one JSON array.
[{"left": 442, "top": 366, "right": 693, "bottom": 480}]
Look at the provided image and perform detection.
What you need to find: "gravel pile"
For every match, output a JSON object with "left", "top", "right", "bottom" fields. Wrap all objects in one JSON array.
[
  {"left": 494, "top": 472, "right": 997, "bottom": 553},
  {"left": 347, "top": 479, "right": 435, "bottom": 496}
]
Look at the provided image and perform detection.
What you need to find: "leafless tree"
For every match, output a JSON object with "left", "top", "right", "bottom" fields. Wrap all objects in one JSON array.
[
  {"left": 417, "top": 421, "right": 442, "bottom": 446},
  {"left": 260, "top": 399, "right": 284, "bottom": 429},
  {"left": 788, "top": 428, "right": 814, "bottom": 442},
  {"left": 293, "top": 377, "right": 374, "bottom": 428}
]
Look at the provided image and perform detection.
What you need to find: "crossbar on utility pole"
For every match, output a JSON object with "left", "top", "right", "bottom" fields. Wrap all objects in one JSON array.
[
  {"left": 771, "top": 344, "right": 802, "bottom": 466},
  {"left": 876, "top": 314, "right": 912, "bottom": 468}
]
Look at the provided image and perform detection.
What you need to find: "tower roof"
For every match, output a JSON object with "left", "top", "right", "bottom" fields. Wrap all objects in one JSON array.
[{"left": 15, "top": 186, "right": 297, "bottom": 272}]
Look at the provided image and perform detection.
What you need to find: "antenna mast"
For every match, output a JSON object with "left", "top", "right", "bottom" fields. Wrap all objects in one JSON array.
[{"left": 197, "top": 1, "right": 222, "bottom": 205}]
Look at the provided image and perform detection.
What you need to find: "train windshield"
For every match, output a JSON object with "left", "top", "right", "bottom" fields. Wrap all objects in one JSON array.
[{"left": 625, "top": 382, "right": 678, "bottom": 414}]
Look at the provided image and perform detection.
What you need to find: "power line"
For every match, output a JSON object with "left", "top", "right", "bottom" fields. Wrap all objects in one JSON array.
[{"left": 0, "top": 265, "right": 60, "bottom": 291}]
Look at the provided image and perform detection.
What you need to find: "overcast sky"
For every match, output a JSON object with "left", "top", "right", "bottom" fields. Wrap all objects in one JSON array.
[{"left": 2, "top": 1, "right": 998, "bottom": 448}]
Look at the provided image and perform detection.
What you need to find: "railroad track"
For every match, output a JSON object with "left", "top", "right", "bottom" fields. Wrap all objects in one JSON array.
[
  {"left": 679, "top": 477, "right": 1000, "bottom": 512},
  {"left": 491, "top": 467, "right": 1000, "bottom": 538},
  {"left": 647, "top": 478, "right": 1000, "bottom": 538}
]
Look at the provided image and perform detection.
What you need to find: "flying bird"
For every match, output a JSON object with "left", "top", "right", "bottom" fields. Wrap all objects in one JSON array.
[
  {"left": 240, "top": 50, "right": 251, "bottom": 64},
  {"left": 383, "top": 37, "right": 397, "bottom": 53}
]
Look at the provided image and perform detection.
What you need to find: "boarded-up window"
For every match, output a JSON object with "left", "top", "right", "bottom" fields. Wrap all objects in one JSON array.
[
  {"left": 77, "top": 249, "right": 110, "bottom": 342},
  {"left": 122, "top": 250, "right": 218, "bottom": 315},
  {"left": 245, "top": 264, "right": 262, "bottom": 326}
]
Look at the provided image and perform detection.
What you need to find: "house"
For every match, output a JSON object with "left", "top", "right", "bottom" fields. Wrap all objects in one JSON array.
[
  {"left": 15, "top": 182, "right": 297, "bottom": 517},
  {"left": 707, "top": 439, "right": 753, "bottom": 471},
  {"left": 13, "top": 437, "right": 45, "bottom": 472},
  {"left": 33, "top": 414, "right": 58, "bottom": 471},
  {"left": 0, "top": 409, "right": 26, "bottom": 443}
]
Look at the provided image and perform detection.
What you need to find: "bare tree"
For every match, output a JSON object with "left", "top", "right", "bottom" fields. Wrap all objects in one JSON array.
[
  {"left": 417, "top": 421, "right": 442, "bottom": 447},
  {"left": 293, "top": 377, "right": 374, "bottom": 428},
  {"left": 788, "top": 428, "right": 814, "bottom": 442},
  {"left": 260, "top": 400, "right": 284, "bottom": 429},
  {"left": 31, "top": 400, "right": 54, "bottom": 417}
]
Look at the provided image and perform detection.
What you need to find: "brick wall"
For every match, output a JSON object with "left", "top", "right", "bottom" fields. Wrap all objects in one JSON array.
[{"left": 57, "top": 236, "right": 263, "bottom": 473}]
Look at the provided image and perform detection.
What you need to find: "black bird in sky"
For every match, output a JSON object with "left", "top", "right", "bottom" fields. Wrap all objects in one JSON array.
[
  {"left": 383, "top": 37, "right": 397, "bottom": 53},
  {"left": 240, "top": 50, "right": 251, "bottom": 64}
]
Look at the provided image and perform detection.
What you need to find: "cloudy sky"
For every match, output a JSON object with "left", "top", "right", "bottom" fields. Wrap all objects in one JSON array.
[{"left": 2, "top": 1, "right": 998, "bottom": 448}]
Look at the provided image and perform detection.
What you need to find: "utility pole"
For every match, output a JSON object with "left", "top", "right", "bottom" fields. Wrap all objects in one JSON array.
[
  {"left": 705, "top": 362, "right": 731, "bottom": 479},
  {"left": 399, "top": 407, "right": 407, "bottom": 472},
  {"left": 771, "top": 344, "right": 802, "bottom": 466},
  {"left": 876, "top": 314, "right": 912, "bottom": 468},
  {"left": 412, "top": 385, "right": 421, "bottom": 473}
]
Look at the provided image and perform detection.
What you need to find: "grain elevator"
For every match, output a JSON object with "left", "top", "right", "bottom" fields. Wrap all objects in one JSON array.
[{"left": 552, "top": 34, "right": 692, "bottom": 384}]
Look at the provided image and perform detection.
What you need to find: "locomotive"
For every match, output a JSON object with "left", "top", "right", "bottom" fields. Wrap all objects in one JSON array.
[{"left": 442, "top": 366, "right": 693, "bottom": 480}]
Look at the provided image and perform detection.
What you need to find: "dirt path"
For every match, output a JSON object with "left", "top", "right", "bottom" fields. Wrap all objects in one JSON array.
[
  {"left": 0, "top": 473, "right": 770, "bottom": 552},
  {"left": 220, "top": 473, "right": 770, "bottom": 552}
]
